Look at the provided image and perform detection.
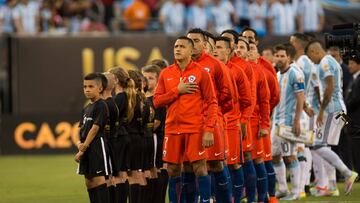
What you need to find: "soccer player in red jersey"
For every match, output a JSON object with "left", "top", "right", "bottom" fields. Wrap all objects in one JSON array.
[
  {"left": 242, "top": 27, "right": 280, "bottom": 203},
  {"left": 213, "top": 36, "right": 252, "bottom": 203},
  {"left": 154, "top": 36, "right": 218, "bottom": 203},
  {"left": 186, "top": 28, "right": 233, "bottom": 203}
]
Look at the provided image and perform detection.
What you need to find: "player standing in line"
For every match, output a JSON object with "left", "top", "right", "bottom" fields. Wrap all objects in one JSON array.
[
  {"left": 154, "top": 36, "right": 218, "bottom": 203},
  {"left": 271, "top": 44, "right": 305, "bottom": 200},
  {"left": 290, "top": 33, "right": 320, "bottom": 197},
  {"left": 185, "top": 28, "right": 233, "bottom": 203},
  {"left": 242, "top": 28, "right": 280, "bottom": 203},
  {"left": 221, "top": 30, "right": 257, "bottom": 203},
  {"left": 101, "top": 72, "right": 120, "bottom": 203},
  {"left": 247, "top": 41, "right": 271, "bottom": 203},
  {"left": 305, "top": 41, "right": 358, "bottom": 196},
  {"left": 75, "top": 73, "right": 110, "bottom": 203},
  {"left": 142, "top": 64, "right": 168, "bottom": 203},
  {"left": 213, "top": 36, "right": 252, "bottom": 203}
]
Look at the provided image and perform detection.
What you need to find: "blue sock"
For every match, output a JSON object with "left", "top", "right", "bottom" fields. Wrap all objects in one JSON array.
[
  {"left": 265, "top": 160, "right": 276, "bottom": 197},
  {"left": 180, "top": 172, "right": 197, "bottom": 203},
  {"left": 255, "top": 162, "right": 268, "bottom": 202},
  {"left": 224, "top": 165, "right": 232, "bottom": 185},
  {"left": 211, "top": 172, "right": 216, "bottom": 200},
  {"left": 214, "top": 170, "right": 232, "bottom": 203},
  {"left": 243, "top": 160, "right": 257, "bottom": 203},
  {"left": 169, "top": 176, "right": 181, "bottom": 203},
  {"left": 231, "top": 167, "right": 244, "bottom": 203},
  {"left": 197, "top": 175, "right": 211, "bottom": 203}
]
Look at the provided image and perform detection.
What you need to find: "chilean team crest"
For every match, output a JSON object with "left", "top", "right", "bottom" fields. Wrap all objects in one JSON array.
[{"left": 188, "top": 75, "right": 196, "bottom": 82}]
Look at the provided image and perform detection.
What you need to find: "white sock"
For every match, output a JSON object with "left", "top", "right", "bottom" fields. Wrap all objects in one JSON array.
[
  {"left": 323, "top": 156, "right": 337, "bottom": 190},
  {"left": 274, "top": 159, "right": 288, "bottom": 192},
  {"left": 311, "top": 150, "right": 328, "bottom": 188},
  {"left": 298, "top": 157, "right": 307, "bottom": 192},
  {"left": 288, "top": 160, "right": 301, "bottom": 195},
  {"left": 315, "top": 147, "right": 352, "bottom": 178},
  {"left": 304, "top": 147, "right": 312, "bottom": 185}
]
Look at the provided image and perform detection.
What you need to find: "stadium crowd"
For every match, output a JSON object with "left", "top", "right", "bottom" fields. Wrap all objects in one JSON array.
[
  {"left": 73, "top": 23, "right": 360, "bottom": 203},
  {"left": 0, "top": 0, "right": 324, "bottom": 35}
]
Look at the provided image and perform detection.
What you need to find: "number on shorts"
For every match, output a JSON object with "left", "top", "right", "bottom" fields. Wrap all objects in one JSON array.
[
  {"left": 316, "top": 129, "right": 323, "bottom": 140},
  {"left": 281, "top": 142, "right": 290, "bottom": 153}
]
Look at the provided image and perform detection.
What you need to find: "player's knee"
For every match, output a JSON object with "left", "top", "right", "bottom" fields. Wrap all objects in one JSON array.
[
  {"left": 244, "top": 151, "right": 252, "bottom": 161},
  {"left": 283, "top": 155, "right": 296, "bottom": 164},
  {"left": 192, "top": 159, "right": 208, "bottom": 176},
  {"left": 183, "top": 162, "right": 193, "bottom": 173},
  {"left": 208, "top": 160, "right": 224, "bottom": 172},
  {"left": 272, "top": 155, "right": 282, "bottom": 164},
  {"left": 167, "top": 164, "right": 181, "bottom": 177},
  {"left": 254, "top": 157, "right": 264, "bottom": 164}
]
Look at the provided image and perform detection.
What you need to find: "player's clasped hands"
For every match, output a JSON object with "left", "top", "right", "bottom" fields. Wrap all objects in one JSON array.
[
  {"left": 202, "top": 132, "right": 214, "bottom": 148},
  {"left": 178, "top": 77, "right": 198, "bottom": 94}
]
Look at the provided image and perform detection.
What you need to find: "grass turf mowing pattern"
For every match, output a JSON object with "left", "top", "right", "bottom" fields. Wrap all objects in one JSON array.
[{"left": 0, "top": 155, "right": 360, "bottom": 203}]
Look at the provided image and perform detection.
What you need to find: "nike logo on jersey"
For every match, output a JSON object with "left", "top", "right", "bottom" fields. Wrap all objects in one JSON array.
[
  {"left": 257, "top": 151, "right": 263, "bottom": 155},
  {"left": 199, "top": 151, "right": 206, "bottom": 156},
  {"left": 247, "top": 144, "right": 251, "bottom": 148},
  {"left": 96, "top": 170, "right": 103, "bottom": 174},
  {"left": 215, "top": 152, "right": 223, "bottom": 156},
  {"left": 231, "top": 157, "right": 238, "bottom": 161},
  {"left": 167, "top": 78, "right": 174, "bottom": 81},
  {"left": 265, "top": 153, "right": 271, "bottom": 158}
]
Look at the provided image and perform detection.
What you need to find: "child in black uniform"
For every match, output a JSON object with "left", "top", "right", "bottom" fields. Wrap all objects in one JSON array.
[
  {"left": 109, "top": 67, "right": 134, "bottom": 203},
  {"left": 142, "top": 64, "right": 168, "bottom": 203},
  {"left": 75, "top": 72, "right": 110, "bottom": 203}
]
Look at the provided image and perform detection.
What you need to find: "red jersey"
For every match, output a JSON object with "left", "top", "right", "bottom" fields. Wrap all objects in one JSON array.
[
  {"left": 249, "top": 61, "right": 271, "bottom": 130},
  {"left": 225, "top": 61, "right": 252, "bottom": 127},
  {"left": 258, "top": 59, "right": 280, "bottom": 111},
  {"left": 196, "top": 51, "right": 233, "bottom": 115},
  {"left": 153, "top": 61, "right": 218, "bottom": 134},
  {"left": 230, "top": 55, "right": 256, "bottom": 121}
]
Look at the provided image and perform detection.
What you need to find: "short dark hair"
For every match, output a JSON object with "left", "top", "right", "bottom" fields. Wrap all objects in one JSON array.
[
  {"left": 84, "top": 72, "right": 108, "bottom": 93},
  {"left": 176, "top": 36, "right": 194, "bottom": 47},
  {"left": 274, "top": 43, "right": 296, "bottom": 59},
  {"left": 291, "top": 33, "right": 309, "bottom": 49},
  {"left": 237, "top": 37, "right": 250, "bottom": 50},
  {"left": 187, "top": 28, "right": 206, "bottom": 40},
  {"left": 349, "top": 51, "right": 360, "bottom": 64},
  {"left": 304, "top": 40, "right": 323, "bottom": 54},
  {"left": 221, "top": 29, "right": 239, "bottom": 44},
  {"left": 150, "top": 59, "right": 169, "bottom": 69},
  {"left": 241, "top": 26, "right": 258, "bottom": 40},
  {"left": 203, "top": 30, "right": 215, "bottom": 42},
  {"left": 142, "top": 64, "right": 162, "bottom": 77},
  {"left": 215, "top": 36, "right": 231, "bottom": 48}
]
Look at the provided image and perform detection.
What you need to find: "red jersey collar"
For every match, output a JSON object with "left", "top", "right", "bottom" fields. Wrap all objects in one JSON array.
[{"left": 174, "top": 60, "right": 195, "bottom": 72}]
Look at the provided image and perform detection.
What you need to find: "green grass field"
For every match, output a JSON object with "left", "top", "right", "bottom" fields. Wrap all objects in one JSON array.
[{"left": 0, "top": 155, "right": 360, "bottom": 203}]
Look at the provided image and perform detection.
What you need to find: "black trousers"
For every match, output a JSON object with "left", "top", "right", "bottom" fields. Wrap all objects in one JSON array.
[{"left": 349, "top": 125, "right": 360, "bottom": 174}]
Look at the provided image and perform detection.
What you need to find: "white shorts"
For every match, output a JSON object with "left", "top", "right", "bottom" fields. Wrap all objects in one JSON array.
[
  {"left": 271, "top": 125, "right": 298, "bottom": 157},
  {"left": 313, "top": 111, "right": 346, "bottom": 146}
]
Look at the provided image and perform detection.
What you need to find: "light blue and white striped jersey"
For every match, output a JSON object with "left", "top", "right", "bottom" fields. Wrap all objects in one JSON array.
[
  {"left": 273, "top": 63, "right": 305, "bottom": 125},
  {"left": 296, "top": 55, "right": 320, "bottom": 113},
  {"left": 318, "top": 55, "right": 346, "bottom": 113}
]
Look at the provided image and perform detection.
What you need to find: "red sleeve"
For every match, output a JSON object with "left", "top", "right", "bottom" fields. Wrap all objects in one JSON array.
[
  {"left": 267, "top": 72, "right": 280, "bottom": 111},
  {"left": 200, "top": 70, "right": 218, "bottom": 133},
  {"left": 153, "top": 71, "right": 179, "bottom": 108},
  {"left": 215, "top": 61, "right": 233, "bottom": 114},
  {"left": 235, "top": 66, "right": 252, "bottom": 123},
  {"left": 257, "top": 71, "right": 271, "bottom": 130},
  {"left": 242, "top": 64, "right": 256, "bottom": 120}
]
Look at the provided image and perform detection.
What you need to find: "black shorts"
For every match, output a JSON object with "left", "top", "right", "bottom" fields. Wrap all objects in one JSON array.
[
  {"left": 77, "top": 137, "right": 110, "bottom": 177},
  {"left": 108, "top": 135, "right": 130, "bottom": 175},
  {"left": 155, "top": 133, "right": 164, "bottom": 168},
  {"left": 142, "top": 136, "right": 155, "bottom": 170},
  {"left": 129, "top": 134, "right": 144, "bottom": 171}
]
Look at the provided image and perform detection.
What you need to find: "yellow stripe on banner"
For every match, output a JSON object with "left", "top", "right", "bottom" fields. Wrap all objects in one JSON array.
[
  {"left": 103, "top": 48, "right": 115, "bottom": 72},
  {"left": 82, "top": 48, "right": 94, "bottom": 76}
]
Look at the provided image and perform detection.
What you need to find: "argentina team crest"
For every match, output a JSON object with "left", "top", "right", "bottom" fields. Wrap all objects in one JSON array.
[{"left": 188, "top": 75, "right": 196, "bottom": 82}]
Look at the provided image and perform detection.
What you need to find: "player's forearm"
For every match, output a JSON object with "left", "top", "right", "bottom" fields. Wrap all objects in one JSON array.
[
  {"left": 82, "top": 125, "right": 100, "bottom": 149},
  {"left": 320, "top": 78, "right": 334, "bottom": 112},
  {"left": 295, "top": 92, "right": 305, "bottom": 121},
  {"left": 153, "top": 87, "right": 178, "bottom": 108}
]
